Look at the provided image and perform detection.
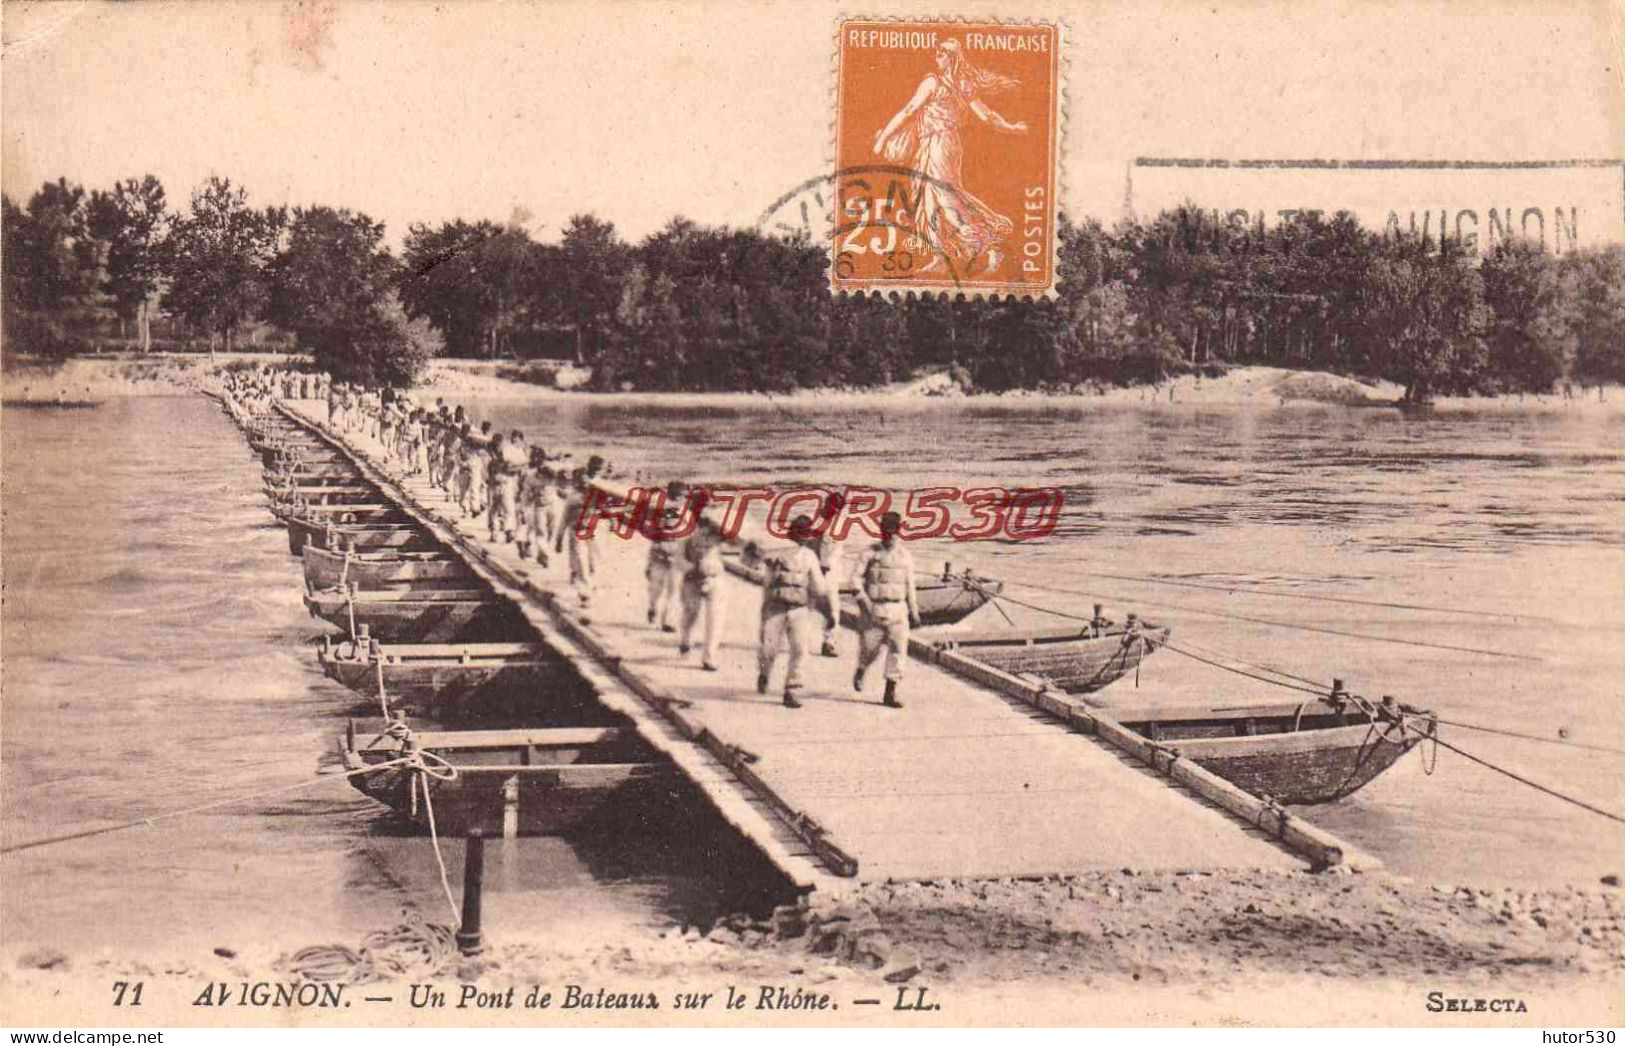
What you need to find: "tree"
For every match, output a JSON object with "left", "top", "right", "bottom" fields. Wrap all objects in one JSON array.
[
  {"left": 1561, "top": 246, "right": 1625, "bottom": 391},
  {"left": 164, "top": 177, "right": 284, "bottom": 355},
  {"left": 1360, "top": 234, "right": 1489, "bottom": 402},
  {"left": 336, "top": 291, "right": 442, "bottom": 387},
  {"left": 1, "top": 179, "right": 103, "bottom": 357},
  {"left": 267, "top": 206, "right": 396, "bottom": 344},
  {"left": 1480, "top": 239, "right": 1571, "bottom": 393},
  {"left": 559, "top": 214, "right": 631, "bottom": 365},
  {"left": 86, "top": 175, "right": 168, "bottom": 352}
]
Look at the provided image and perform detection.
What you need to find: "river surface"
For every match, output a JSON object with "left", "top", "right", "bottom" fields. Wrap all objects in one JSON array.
[{"left": 3, "top": 393, "right": 1623, "bottom": 961}]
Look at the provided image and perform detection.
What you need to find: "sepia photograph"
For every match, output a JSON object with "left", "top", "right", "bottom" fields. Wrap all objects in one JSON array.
[{"left": 1, "top": 0, "right": 1622, "bottom": 1032}]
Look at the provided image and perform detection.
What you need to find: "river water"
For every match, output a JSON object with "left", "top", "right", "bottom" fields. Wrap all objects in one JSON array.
[{"left": 2, "top": 393, "right": 1622, "bottom": 962}]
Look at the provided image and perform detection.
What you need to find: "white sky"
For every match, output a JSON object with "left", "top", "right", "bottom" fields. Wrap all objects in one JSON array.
[{"left": 4, "top": 0, "right": 1622, "bottom": 248}]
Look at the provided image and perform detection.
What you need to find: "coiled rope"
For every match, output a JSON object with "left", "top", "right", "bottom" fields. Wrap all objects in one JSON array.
[{"left": 280, "top": 910, "right": 458, "bottom": 985}]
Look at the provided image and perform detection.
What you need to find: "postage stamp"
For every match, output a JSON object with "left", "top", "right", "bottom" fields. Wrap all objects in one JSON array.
[{"left": 832, "top": 17, "right": 1063, "bottom": 298}]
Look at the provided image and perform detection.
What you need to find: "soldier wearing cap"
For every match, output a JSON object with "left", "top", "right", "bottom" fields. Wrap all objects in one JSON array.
[
  {"left": 852, "top": 510, "right": 919, "bottom": 709},
  {"left": 757, "top": 515, "right": 834, "bottom": 709},
  {"left": 677, "top": 506, "right": 726, "bottom": 670},
  {"left": 645, "top": 480, "right": 688, "bottom": 632},
  {"left": 815, "top": 490, "right": 847, "bottom": 657}
]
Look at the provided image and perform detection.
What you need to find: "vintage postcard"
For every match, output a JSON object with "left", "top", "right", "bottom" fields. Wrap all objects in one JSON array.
[{"left": 2, "top": 0, "right": 1623, "bottom": 1035}]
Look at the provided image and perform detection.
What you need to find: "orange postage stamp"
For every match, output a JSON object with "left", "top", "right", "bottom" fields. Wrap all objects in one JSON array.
[{"left": 832, "top": 17, "right": 1062, "bottom": 298}]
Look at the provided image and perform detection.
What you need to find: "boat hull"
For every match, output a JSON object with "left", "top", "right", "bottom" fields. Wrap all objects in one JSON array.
[
  {"left": 304, "top": 590, "right": 529, "bottom": 643},
  {"left": 1117, "top": 702, "right": 1431, "bottom": 804},
  {"left": 317, "top": 641, "right": 568, "bottom": 712},
  {"left": 935, "top": 623, "right": 1168, "bottom": 694},
  {"left": 302, "top": 545, "right": 473, "bottom": 591},
  {"left": 285, "top": 517, "right": 438, "bottom": 556},
  {"left": 342, "top": 723, "right": 672, "bottom": 836}
]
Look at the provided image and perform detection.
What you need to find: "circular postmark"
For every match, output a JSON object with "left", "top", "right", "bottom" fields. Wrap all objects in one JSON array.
[{"left": 755, "top": 165, "right": 967, "bottom": 293}]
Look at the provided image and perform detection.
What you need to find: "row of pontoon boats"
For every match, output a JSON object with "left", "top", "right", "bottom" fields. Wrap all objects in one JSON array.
[{"left": 224, "top": 396, "right": 1434, "bottom": 842}]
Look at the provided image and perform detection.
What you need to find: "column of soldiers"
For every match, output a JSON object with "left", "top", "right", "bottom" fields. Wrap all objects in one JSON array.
[
  {"left": 254, "top": 367, "right": 922, "bottom": 713},
  {"left": 643, "top": 486, "right": 920, "bottom": 711}
]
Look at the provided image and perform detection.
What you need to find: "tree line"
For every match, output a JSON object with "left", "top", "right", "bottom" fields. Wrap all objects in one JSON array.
[{"left": 5, "top": 173, "right": 1623, "bottom": 400}]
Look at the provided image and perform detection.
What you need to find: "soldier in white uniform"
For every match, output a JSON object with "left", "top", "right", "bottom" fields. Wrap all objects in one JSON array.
[
  {"left": 815, "top": 491, "right": 847, "bottom": 657},
  {"left": 677, "top": 512, "right": 726, "bottom": 670},
  {"left": 852, "top": 511, "right": 919, "bottom": 709},
  {"left": 645, "top": 481, "right": 687, "bottom": 632},
  {"left": 757, "top": 515, "right": 834, "bottom": 709}
]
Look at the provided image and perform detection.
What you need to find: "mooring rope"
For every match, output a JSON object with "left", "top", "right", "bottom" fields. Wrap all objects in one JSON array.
[
  {"left": 1394, "top": 717, "right": 1625, "bottom": 826},
  {"left": 991, "top": 573, "right": 1547, "bottom": 663},
  {"left": 0, "top": 757, "right": 416, "bottom": 855}
]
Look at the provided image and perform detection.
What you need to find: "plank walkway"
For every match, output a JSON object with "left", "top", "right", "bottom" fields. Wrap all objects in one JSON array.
[{"left": 281, "top": 403, "right": 1312, "bottom": 889}]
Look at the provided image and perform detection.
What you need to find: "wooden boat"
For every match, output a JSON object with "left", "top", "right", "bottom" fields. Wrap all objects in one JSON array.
[
  {"left": 931, "top": 616, "right": 1168, "bottom": 694},
  {"left": 316, "top": 636, "right": 568, "bottom": 712},
  {"left": 272, "top": 501, "right": 404, "bottom": 521},
  {"left": 284, "top": 517, "right": 437, "bottom": 556},
  {"left": 303, "top": 585, "right": 529, "bottom": 643},
  {"left": 264, "top": 462, "right": 362, "bottom": 484},
  {"left": 302, "top": 544, "right": 474, "bottom": 592},
  {"left": 340, "top": 717, "right": 671, "bottom": 836},
  {"left": 840, "top": 569, "right": 1004, "bottom": 626},
  {"left": 733, "top": 554, "right": 1003, "bottom": 627},
  {"left": 1114, "top": 695, "right": 1435, "bottom": 804},
  {"left": 265, "top": 481, "right": 377, "bottom": 499}
]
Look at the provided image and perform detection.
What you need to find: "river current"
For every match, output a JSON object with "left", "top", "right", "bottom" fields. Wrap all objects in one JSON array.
[{"left": 2, "top": 393, "right": 1621, "bottom": 960}]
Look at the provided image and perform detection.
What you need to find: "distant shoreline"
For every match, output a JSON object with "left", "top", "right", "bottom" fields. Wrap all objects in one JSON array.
[{"left": 3, "top": 354, "right": 1620, "bottom": 415}]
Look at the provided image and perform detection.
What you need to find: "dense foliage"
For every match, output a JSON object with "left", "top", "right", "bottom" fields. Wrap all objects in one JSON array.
[{"left": 5, "top": 175, "right": 1623, "bottom": 397}]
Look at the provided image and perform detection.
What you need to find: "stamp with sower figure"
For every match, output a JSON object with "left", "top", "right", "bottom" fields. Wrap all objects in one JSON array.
[{"left": 833, "top": 18, "right": 1062, "bottom": 297}]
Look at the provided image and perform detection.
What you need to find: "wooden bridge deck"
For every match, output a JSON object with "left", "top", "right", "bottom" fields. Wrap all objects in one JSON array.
[{"left": 281, "top": 403, "right": 1313, "bottom": 889}]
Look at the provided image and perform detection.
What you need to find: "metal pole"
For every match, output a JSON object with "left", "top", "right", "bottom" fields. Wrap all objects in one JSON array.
[{"left": 456, "top": 829, "right": 486, "bottom": 955}]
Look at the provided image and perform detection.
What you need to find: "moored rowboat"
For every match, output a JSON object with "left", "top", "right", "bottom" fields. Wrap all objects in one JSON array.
[
  {"left": 304, "top": 586, "right": 530, "bottom": 643},
  {"left": 1114, "top": 695, "right": 1435, "bottom": 805},
  {"left": 341, "top": 718, "right": 672, "bottom": 836},
  {"left": 932, "top": 617, "right": 1168, "bottom": 694},
  {"left": 317, "top": 637, "right": 569, "bottom": 713},
  {"left": 284, "top": 517, "right": 439, "bottom": 556},
  {"left": 302, "top": 544, "right": 474, "bottom": 592}
]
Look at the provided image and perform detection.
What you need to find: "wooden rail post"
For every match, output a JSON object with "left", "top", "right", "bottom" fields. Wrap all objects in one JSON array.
[{"left": 456, "top": 829, "right": 486, "bottom": 955}]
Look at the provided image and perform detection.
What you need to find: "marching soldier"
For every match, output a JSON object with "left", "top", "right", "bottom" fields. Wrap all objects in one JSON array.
[
  {"left": 645, "top": 480, "right": 687, "bottom": 632},
  {"left": 677, "top": 509, "right": 725, "bottom": 670},
  {"left": 756, "top": 515, "right": 833, "bottom": 709},
  {"left": 815, "top": 491, "right": 847, "bottom": 657},
  {"left": 852, "top": 511, "right": 919, "bottom": 709}
]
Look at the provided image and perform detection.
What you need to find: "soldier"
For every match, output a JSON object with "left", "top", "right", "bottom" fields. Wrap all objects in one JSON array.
[
  {"left": 466, "top": 421, "right": 493, "bottom": 517},
  {"left": 556, "top": 469, "right": 602, "bottom": 608},
  {"left": 645, "top": 480, "right": 687, "bottom": 632},
  {"left": 488, "top": 430, "right": 527, "bottom": 543},
  {"left": 677, "top": 510, "right": 725, "bottom": 670},
  {"left": 454, "top": 423, "right": 476, "bottom": 515},
  {"left": 851, "top": 510, "right": 919, "bottom": 709},
  {"left": 815, "top": 491, "right": 847, "bottom": 657},
  {"left": 756, "top": 515, "right": 834, "bottom": 709}
]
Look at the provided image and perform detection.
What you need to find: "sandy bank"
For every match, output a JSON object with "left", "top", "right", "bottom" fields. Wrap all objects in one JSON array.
[{"left": 5, "top": 870, "right": 1619, "bottom": 1025}]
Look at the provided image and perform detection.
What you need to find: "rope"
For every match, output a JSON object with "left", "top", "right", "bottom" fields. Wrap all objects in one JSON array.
[
  {"left": 0, "top": 757, "right": 416, "bottom": 856},
  {"left": 1156, "top": 639, "right": 1328, "bottom": 697},
  {"left": 1424, "top": 716, "right": 1625, "bottom": 756},
  {"left": 281, "top": 911, "right": 457, "bottom": 985},
  {"left": 1398, "top": 718, "right": 1625, "bottom": 826},
  {"left": 996, "top": 574, "right": 1546, "bottom": 663},
  {"left": 414, "top": 768, "right": 463, "bottom": 923},
  {"left": 1072, "top": 568, "right": 1601, "bottom": 630}
]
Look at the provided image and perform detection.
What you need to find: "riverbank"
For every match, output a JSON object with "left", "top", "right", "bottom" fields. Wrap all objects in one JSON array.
[
  {"left": 5, "top": 354, "right": 1621, "bottom": 415},
  {"left": 5, "top": 869, "right": 1620, "bottom": 1025}
]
